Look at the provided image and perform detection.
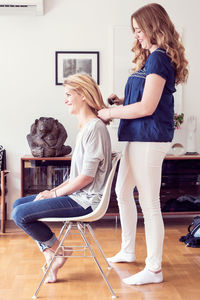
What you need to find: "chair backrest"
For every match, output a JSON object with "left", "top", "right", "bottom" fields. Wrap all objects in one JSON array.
[
  {"left": 81, "top": 152, "right": 121, "bottom": 222},
  {"left": 40, "top": 152, "right": 121, "bottom": 223}
]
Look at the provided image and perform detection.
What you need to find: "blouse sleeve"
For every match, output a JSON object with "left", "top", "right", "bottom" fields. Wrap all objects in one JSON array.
[
  {"left": 81, "top": 124, "right": 105, "bottom": 178},
  {"left": 145, "top": 51, "right": 171, "bottom": 80}
]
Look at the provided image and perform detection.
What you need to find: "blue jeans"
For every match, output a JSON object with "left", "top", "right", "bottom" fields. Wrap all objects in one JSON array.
[{"left": 12, "top": 195, "right": 92, "bottom": 251}]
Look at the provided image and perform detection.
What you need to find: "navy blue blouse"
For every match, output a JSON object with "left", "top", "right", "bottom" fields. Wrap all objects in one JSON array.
[{"left": 118, "top": 48, "right": 176, "bottom": 142}]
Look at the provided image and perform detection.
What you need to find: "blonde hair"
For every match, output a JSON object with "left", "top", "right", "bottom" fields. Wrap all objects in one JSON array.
[
  {"left": 63, "top": 73, "right": 109, "bottom": 124},
  {"left": 131, "top": 3, "right": 188, "bottom": 84}
]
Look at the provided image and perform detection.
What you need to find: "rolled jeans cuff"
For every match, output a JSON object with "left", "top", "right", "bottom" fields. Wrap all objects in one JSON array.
[{"left": 37, "top": 233, "right": 58, "bottom": 252}]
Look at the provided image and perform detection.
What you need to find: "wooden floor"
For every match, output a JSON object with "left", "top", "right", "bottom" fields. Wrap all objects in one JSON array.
[{"left": 0, "top": 217, "right": 200, "bottom": 300}]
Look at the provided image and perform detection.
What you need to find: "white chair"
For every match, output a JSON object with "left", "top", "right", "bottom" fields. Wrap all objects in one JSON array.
[{"left": 32, "top": 152, "right": 121, "bottom": 299}]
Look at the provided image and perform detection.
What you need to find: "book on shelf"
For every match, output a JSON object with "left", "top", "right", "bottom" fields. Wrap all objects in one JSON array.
[
  {"left": 50, "top": 166, "right": 70, "bottom": 187},
  {"left": 23, "top": 161, "right": 71, "bottom": 194}
]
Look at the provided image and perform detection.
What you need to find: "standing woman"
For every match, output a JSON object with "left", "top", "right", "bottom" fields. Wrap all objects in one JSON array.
[
  {"left": 12, "top": 73, "right": 112, "bottom": 284},
  {"left": 98, "top": 3, "right": 188, "bottom": 285}
]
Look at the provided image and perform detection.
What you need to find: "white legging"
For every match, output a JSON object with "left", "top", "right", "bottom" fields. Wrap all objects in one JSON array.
[{"left": 116, "top": 142, "right": 171, "bottom": 272}]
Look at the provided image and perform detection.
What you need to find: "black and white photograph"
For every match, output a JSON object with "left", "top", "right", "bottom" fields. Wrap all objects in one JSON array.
[{"left": 55, "top": 51, "right": 99, "bottom": 85}]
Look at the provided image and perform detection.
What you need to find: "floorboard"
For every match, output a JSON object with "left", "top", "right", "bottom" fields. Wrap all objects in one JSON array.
[{"left": 0, "top": 217, "right": 200, "bottom": 300}]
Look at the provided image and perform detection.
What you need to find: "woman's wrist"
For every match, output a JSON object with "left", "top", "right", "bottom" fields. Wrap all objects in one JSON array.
[
  {"left": 120, "top": 97, "right": 125, "bottom": 105},
  {"left": 54, "top": 190, "right": 57, "bottom": 197},
  {"left": 108, "top": 108, "right": 112, "bottom": 119}
]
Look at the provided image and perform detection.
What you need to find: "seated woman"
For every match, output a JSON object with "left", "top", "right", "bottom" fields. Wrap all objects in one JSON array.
[{"left": 12, "top": 73, "right": 112, "bottom": 283}]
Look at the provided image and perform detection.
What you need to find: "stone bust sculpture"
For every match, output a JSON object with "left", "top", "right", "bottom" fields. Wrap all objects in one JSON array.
[{"left": 27, "top": 117, "right": 72, "bottom": 157}]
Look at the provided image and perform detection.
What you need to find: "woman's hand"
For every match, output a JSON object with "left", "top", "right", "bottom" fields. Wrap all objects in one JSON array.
[
  {"left": 98, "top": 108, "right": 111, "bottom": 122},
  {"left": 107, "top": 94, "right": 124, "bottom": 106},
  {"left": 34, "top": 190, "right": 55, "bottom": 201}
]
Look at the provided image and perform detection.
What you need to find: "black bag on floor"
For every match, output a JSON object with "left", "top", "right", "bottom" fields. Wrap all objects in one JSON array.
[{"left": 179, "top": 216, "right": 200, "bottom": 247}]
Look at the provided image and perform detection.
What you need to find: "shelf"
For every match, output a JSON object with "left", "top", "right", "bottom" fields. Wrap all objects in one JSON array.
[
  {"left": 165, "top": 154, "right": 200, "bottom": 160},
  {"left": 21, "top": 156, "right": 71, "bottom": 197},
  {"left": 21, "top": 155, "right": 72, "bottom": 161},
  {"left": 21, "top": 154, "right": 200, "bottom": 217}
]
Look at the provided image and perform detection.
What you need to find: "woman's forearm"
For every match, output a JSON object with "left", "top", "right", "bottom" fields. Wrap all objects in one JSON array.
[
  {"left": 54, "top": 174, "right": 93, "bottom": 197},
  {"left": 51, "top": 179, "right": 69, "bottom": 191},
  {"left": 110, "top": 101, "right": 150, "bottom": 119}
]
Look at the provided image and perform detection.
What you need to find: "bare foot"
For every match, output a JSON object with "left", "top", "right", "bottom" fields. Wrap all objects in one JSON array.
[{"left": 43, "top": 248, "right": 72, "bottom": 283}]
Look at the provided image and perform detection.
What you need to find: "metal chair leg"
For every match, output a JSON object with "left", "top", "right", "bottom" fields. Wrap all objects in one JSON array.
[
  {"left": 41, "top": 221, "right": 70, "bottom": 274},
  {"left": 86, "top": 223, "right": 112, "bottom": 269},
  {"left": 32, "top": 223, "right": 73, "bottom": 299},
  {"left": 33, "top": 221, "right": 116, "bottom": 299},
  {"left": 77, "top": 223, "right": 116, "bottom": 298}
]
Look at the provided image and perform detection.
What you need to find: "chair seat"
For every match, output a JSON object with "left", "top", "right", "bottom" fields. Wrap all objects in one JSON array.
[{"left": 40, "top": 208, "right": 105, "bottom": 223}]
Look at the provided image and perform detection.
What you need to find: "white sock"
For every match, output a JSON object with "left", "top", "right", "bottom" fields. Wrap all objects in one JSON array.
[
  {"left": 107, "top": 251, "right": 136, "bottom": 263},
  {"left": 122, "top": 267, "right": 163, "bottom": 285}
]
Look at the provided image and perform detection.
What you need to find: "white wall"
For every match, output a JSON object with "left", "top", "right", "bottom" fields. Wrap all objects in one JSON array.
[{"left": 1, "top": 0, "right": 200, "bottom": 218}]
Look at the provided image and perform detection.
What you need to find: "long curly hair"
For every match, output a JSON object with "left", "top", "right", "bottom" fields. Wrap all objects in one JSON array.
[{"left": 131, "top": 3, "right": 188, "bottom": 85}]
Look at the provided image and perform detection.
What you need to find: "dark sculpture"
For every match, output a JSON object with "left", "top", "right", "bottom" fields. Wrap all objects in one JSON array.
[{"left": 27, "top": 117, "right": 72, "bottom": 157}]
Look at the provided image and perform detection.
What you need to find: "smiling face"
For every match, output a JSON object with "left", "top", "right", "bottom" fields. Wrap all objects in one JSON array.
[
  {"left": 132, "top": 18, "right": 158, "bottom": 53},
  {"left": 64, "top": 86, "right": 84, "bottom": 115}
]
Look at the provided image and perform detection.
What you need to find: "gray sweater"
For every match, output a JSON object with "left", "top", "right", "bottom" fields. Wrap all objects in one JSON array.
[{"left": 70, "top": 118, "right": 112, "bottom": 210}]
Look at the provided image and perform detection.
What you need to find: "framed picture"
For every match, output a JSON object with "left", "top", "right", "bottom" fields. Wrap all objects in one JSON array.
[{"left": 55, "top": 51, "right": 99, "bottom": 85}]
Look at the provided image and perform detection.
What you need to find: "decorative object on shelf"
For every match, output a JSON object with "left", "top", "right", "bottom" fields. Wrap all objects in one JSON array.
[
  {"left": 27, "top": 117, "right": 72, "bottom": 157},
  {"left": 55, "top": 51, "right": 99, "bottom": 85},
  {"left": 174, "top": 112, "right": 184, "bottom": 130},
  {"left": 185, "top": 115, "right": 199, "bottom": 155},
  {"left": 171, "top": 143, "right": 185, "bottom": 156},
  {"left": 169, "top": 113, "right": 185, "bottom": 155}
]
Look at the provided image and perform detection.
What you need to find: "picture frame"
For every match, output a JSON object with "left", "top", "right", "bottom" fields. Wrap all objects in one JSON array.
[{"left": 55, "top": 51, "right": 100, "bottom": 85}]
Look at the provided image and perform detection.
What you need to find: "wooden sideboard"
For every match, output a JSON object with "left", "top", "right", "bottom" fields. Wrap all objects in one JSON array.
[
  {"left": 21, "top": 154, "right": 200, "bottom": 216},
  {"left": 21, "top": 155, "right": 72, "bottom": 197},
  {"left": 107, "top": 154, "right": 200, "bottom": 216}
]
